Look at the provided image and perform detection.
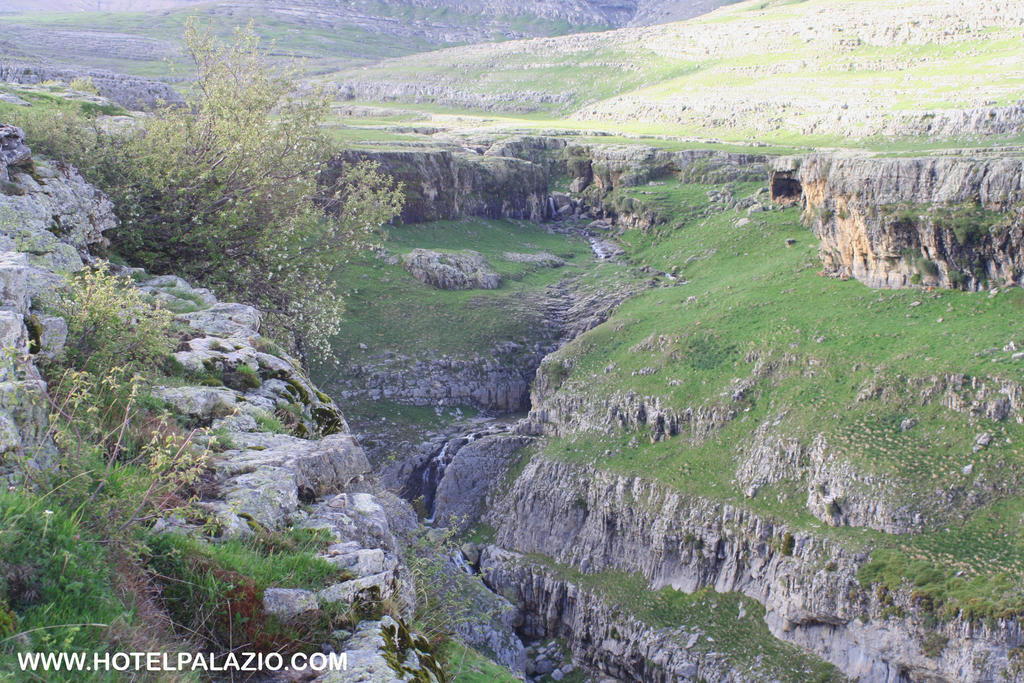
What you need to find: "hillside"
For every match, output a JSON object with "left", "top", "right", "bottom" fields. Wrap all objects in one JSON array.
[
  {"left": 0, "top": 0, "right": 737, "bottom": 81},
  {"left": 331, "top": 0, "right": 1024, "bottom": 143}
]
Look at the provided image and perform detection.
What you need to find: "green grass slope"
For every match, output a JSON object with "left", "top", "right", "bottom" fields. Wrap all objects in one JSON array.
[
  {"left": 0, "top": 0, "right": 622, "bottom": 82},
  {"left": 530, "top": 175, "right": 1024, "bottom": 621},
  {"left": 332, "top": 0, "right": 1024, "bottom": 144},
  {"left": 0, "top": 7, "right": 438, "bottom": 78}
]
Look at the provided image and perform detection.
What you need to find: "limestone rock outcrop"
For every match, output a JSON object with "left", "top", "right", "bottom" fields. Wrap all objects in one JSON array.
[
  {"left": 0, "top": 128, "right": 119, "bottom": 472},
  {"left": 0, "top": 125, "right": 440, "bottom": 682},
  {"left": 0, "top": 61, "right": 183, "bottom": 110},
  {"left": 0, "top": 125, "right": 30, "bottom": 181},
  {"left": 486, "top": 457, "right": 1023, "bottom": 681},
  {"left": 788, "top": 154, "right": 1024, "bottom": 290},
  {"left": 329, "top": 145, "right": 550, "bottom": 223},
  {"left": 401, "top": 248, "right": 502, "bottom": 290}
]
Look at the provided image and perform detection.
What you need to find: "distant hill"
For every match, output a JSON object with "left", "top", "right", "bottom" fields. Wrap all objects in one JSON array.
[
  {"left": 0, "top": 0, "right": 737, "bottom": 82},
  {"left": 0, "top": 0, "right": 206, "bottom": 11},
  {"left": 2, "top": 1, "right": 737, "bottom": 31},
  {"left": 330, "top": 0, "right": 1024, "bottom": 141}
]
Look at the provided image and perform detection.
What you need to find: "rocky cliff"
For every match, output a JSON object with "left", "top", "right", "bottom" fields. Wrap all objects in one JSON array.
[
  {"left": 578, "top": 146, "right": 768, "bottom": 192},
  {"left": 0, "top": 124, "right": 443, "bottom": 682},
  {"left": 481, "top": 549, "right": 754, "bottom": 681},
  {"left": 332, "top": 137, "right": 770, "bottom": 228},
  {"left": 336, "top": 342, "right": 546, "bottom": 414},
  {"left": 785, "top": 154, "right": 1024, "bottom": 290},
  {"left": 330, "top": 141, "right": 557, "bottom": 223},
  {"left": 483, "top": 457, "right": 1022, "bottom": 681},
  {"left": 0, "top": 61, "right": 183, "bottom": 110}
]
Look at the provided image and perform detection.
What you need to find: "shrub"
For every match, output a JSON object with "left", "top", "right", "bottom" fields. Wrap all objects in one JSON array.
[
  {"left": 68, "top": 77, "right": 99, "bottom": 95},
  {"left": 10, "top": 21, "right": 403, "bottom": 364},
  {"left": 255, "top": 413, "right": 289, "bottom": 434},
  {"left": 915, "top": 257, "right": 939, "bottom": 278},
  {"left": 55, "top": 264, "right": 173, "bottom": 377},
  {"left": 781, "top": 532, "right": 796, "bottom": 556},
  {"left": 38, "top": 367, "right": 206, "bottom": 541},
  {"left": 102, "top": 21, "right": 402, "bottom": 362}
]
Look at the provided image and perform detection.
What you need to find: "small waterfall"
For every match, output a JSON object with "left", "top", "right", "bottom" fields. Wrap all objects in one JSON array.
[
  {"left": 421, "top": 436, "right": 464, "bottom": 523},
  {"left": 450, "top": 550, "right": 475, "bottom": 575},
  {"left": 588, "top": 236, "right": 623, "bottom": 260},
  {"left": 548, "top": 196, "right": 556, "bottom": 219},
  {"left": 414, "top": 420, "right": 514, "bottom": 524}
]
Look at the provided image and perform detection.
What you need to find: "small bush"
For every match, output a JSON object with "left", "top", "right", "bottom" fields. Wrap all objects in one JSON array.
[
  {"left": 921, "top": 632, "right": 948, "bottom": 658},
  {"left": 234, "top": 364, "right": 262, "bottom": 390},
  {"left": 144, "top": 531, "right": 353, "bottom": 655},
  {"left": 915, "top": 257, "right": 939, "bottom": 278},
  {"left": 55, "top": 264, "right": 173, "bottom": 377},
  {"left": 68, "top": 77, "right": 99, "bottom": 94}
]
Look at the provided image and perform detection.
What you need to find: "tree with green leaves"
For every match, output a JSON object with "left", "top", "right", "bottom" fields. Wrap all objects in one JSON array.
[
  {"left": 15, "top": 19, "right": 403, "bottom": 364},
  {"left": 117, "top": 20, "right": 403, "bottom": 361}
]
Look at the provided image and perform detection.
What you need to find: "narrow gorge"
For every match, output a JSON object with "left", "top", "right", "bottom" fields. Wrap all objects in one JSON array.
[
  {"left": 311, "top": 134, "right": 1024, "bottom": 682},
  {"left": 3, "top": 1, "right": 1024, "bottom": 681}
]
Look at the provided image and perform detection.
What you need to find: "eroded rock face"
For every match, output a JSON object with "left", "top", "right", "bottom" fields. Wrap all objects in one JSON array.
[
  {"left": 429, "top": 431, "right": 532, "bottom": 530},
  {"left": 583, "top": 146, "right": 768, "bottom": 192},
  {"left": 0, "top": 61, "right": 183, "bottom": 110},
  {"left": 0, "top": 134, "right": 119, "bottom": 473},
  {"left": 487, "top": 457, "right": 1024, "bottom": 681},
  {"left": 0, "top": 125, "right": 30, "bottom": 181},
  {"left": 329, "top": 145, "right": 550, "bottom": 223},
  {"left": 792, "top": 154, "right": 1024, "bottom": 290},
  {"left": 482, "top": 549, "right": 739, "bottom": 682},
  {"left": 337, "top": 343, "right": 543, "bottom": 414},
  {"left": 401, "top": 248, "right": 501, "bottom": 290}
]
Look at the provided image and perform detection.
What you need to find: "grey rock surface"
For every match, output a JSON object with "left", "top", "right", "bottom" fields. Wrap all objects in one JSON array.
[
  {"left": 486, "top": 457, "right": 1023, "bottom": 681},
  {"left": 263, "top": 588, "right": 319, "bottom": 622},
  {"left": 401, "top": 248, "right": 501, "bottom": 290}
]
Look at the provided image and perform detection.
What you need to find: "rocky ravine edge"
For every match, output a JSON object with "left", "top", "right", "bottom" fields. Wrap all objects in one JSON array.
[{"left": 0, "top": 124, "right": 442, "bottom": 682}]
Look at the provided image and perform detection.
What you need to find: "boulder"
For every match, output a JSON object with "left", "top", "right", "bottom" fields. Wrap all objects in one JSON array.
[
  {"left": 0, "top": 310, "right": 26, "bottom": 351},
  {"left": 317, "top": 571, "right": 395, "bottom": 606},
  {"left": 263, "top": 588, "right": 318, "bottom": 622},
  {"left": 327, "top": 546, "right": 389, "bottom": 577},
  {"left": 1, "top": 161, "right": 117, "bottom": 253},
  {"left": 221, "top": 466, "right": 300, "bottom": 529},
  {"left": 37, "top": 315, "right": 67, "bottom": 358},
  {"left": 177, "top": 303, "right": 262, "bottom": 338},
  {"left": 0, "top": 252, "right": 36, "bottom": 314},
  {"left": 401, "top": 249, "right": 501, "bottom": 290},
  {"left": 153, "top": 386, "right": 237, "bottom": 421},
  {"left": 211, "top": 432, "right": 372, "bottom": 529}
]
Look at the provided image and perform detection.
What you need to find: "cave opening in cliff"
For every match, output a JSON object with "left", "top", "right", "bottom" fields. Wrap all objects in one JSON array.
[{"left": 770, "top": 171, "right": 802, "bottom": 205}]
